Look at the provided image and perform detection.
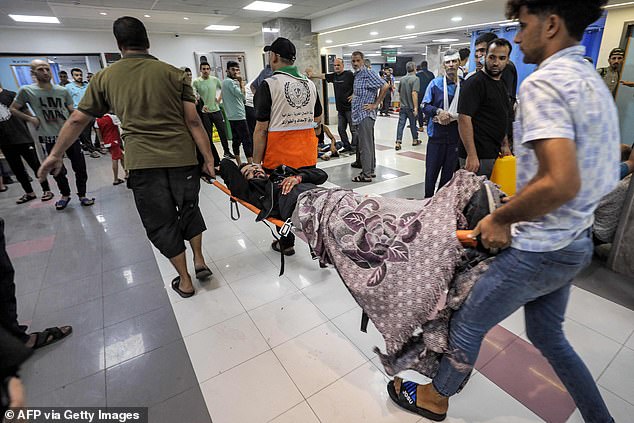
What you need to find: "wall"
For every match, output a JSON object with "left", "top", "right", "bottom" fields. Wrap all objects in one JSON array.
[
  {"left": 0, "top": 28, "right": 264, "bottom": 83},
  {"left": 598, "top": 6, "right": 634, "bottom": 68}
]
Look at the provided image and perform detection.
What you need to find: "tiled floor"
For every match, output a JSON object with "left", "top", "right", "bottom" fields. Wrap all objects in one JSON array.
[{"left": 2, "top": 116, "right": 633, "bottom": 423}]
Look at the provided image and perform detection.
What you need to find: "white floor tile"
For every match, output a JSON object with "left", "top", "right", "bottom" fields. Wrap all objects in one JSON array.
[
  {"left": 283, "top": 258, "right": 340, "bottom": 290},
  {"left": 249, "top": 292, "right": 328, "bottom": 347},
  {"left": 499, "top": 308, "right": 526, "bottom": 337},
  {"left": 598, "top": 346, "right": 634, "bottom": 404},
  {"left": 563, "top": 319, "right": 622, "bottom": 379},
  {"left": 214, "top": 250, "right": 279, "bottom": 284},
  {"left": 200, "top": 351, "right": 303, "bottom": 423},
  {"left": 624, "top": 331, "right": 634, "bottom": 350},
  {"left": 566, "top": 287, "right": 634, "bottom": 344},
  {"left": 566, "top": 386, "right": 634, "bottom": 423},
  {"left": 307, "top": 362, "right": 420, "bottom": 423},
  {"left": 230, "top": 273, "right": 298, "bottom": 310},
  {"left": 274, "top": 321, "right": 368, "bottom": 397},
  {"left": 172, "top": 285, "right": 245, "bottom": 337},
  {"left": 268, "top": 401, "right": 320, "bottom": 423},
  {"left": 332, "top": 307, "right": 386, "bottom": 359},
  {"left": 184, "top": 313, "right": 270, "bottom": 383},
  {"left": 205, "top": 234, "right": 257, "bottom": 261},
  {"left": 301, "top": 276, "right": 358, "bottom": 319}
]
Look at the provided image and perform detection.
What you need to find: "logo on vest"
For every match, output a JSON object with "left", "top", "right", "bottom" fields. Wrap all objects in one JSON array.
[{"left": 284, "top": 80, "right": 311, "bottom": 108}]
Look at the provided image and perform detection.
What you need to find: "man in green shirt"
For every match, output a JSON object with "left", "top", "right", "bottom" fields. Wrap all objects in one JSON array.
[
  {"left": 38, "top": 16, "right": 216, "bottom": 298},
  {"left": 598, "top": 48, "right": 624, "bottom": 98},
  {"left": 221, "top": 61, "right": 252, "bottom": 165},
  {"left": 192, "top": 62, "right": 232, "bottom": 159}
]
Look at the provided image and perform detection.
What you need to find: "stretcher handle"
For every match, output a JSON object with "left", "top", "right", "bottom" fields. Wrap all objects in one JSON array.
[{"left": 456, "top": 230, "right": 477, "bottom": 248}]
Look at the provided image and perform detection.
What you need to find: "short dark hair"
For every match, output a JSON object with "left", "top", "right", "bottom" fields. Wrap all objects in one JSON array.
[
  {"left": 200, "top": 62, "right": 211, "bottom": 70},
  {"left": 351, "top": 51, "right": 364, "bottom": 59},
  {"left": 70, "top": 68, "right": 82, "bottom": 75},
  {"left": 420, "top": 60, "right": 428, "bottom": 68},
  {"left": 183, "top": 67, "right": 191, "bottom": 73},
  {"left": 113, "top": 16, "right": 150, "bottom": 50},
  {"left": 226, "top": 61, "right": 239, "bottom": 70},
  {"left": 506, "top": 0, "right": 607, "bottom": 40},
  {"left": 488, "top": 38, "right": 513, "bottom": 55},
  {"left": 475, "top": 32, "right": 497, "bottom": 47},
  {"left": 59, "top": 71, "right": 67, "bottom": 76},
  {"left": 459, "top": 48, "right": 471, "bottom": 61}
]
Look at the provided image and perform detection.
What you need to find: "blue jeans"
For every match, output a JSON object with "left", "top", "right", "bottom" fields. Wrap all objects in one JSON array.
[
  {"left": 425, "top": 141, "right": 458, "bottom": 198},
  {"left": 396, "top": 107, "right": 419, "bottom": 142},
  {"left": 337, "top": 110, "right": 354, "bottom": 149},
  {"left": 433, "top": 231, "right": 614, "bottom": 423}
]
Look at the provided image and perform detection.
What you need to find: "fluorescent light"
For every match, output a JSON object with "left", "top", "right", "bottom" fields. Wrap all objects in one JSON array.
[
  {"left": 9, "top": 14, "right": 60, "bottom": 24},
  {"left": 348, "top": 43, "right": 363, "bottom": 47},
  {"left": 450, "top": 42, "right": 471, "bottom": 46},
  {"left": 399, "top": 36, "right": 417, "bottom": 40},
  {"left": 605, "top": 2, "right": 634, "bottom": 8},
  {"left": 381, "top": 44, "right": 402, "bottom": 48},
  {"left": 183, "top": 17, "right": 190, "bottom": 20},
  {"left": 370, "top": 31, "right": 379, "bottom": 35},
  {"left": 100, "top": 12, "right": 108, "bottom": 16},
  {"left": 320, "top": 0, "right": 483, "bottom": 35},
  {"left": 500, "top": 21, "right": 519, "bottom": 26},
  {"left": 243, "top": 1, "right": 292, "bottom": 12},
  {"left": 326, "top": 39, "right": 333, "bottom": 43},
  {"left": 366, "top": 53, "right": 381, "bottom": 57},
  {"left": 205, "top": 24, "right": 240, "bottom": 31},
  {"left": 305, "top": 43, "right": 311, "bottom": 46},
  {"left": 451, "top": 16, "right": 463, "bottom": 22},
  {"left": 262, "top": 27, "right": 280, "bottom": 32},
  {"left": 432, "top": 38, "right": 459, "bottom": 42},
  {"left": 144, "top": 14, "right": 151, "bottom": 17},
  {"left": 405, "top": 24, "right": 415, "bottom": 29}
]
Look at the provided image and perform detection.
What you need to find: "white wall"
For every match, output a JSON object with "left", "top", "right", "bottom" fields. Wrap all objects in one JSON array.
[
  {"left": 599, "top": 6, "right": 634, "bottom": 68},
  {"left": 0, "top": 28, "right": 264, "bottom": 82}
]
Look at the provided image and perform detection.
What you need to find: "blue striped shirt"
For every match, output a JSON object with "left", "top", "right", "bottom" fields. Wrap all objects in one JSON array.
[
  {"left": 511, "top": 46, "right": 620, "bottom": 252},
  {"left": 352, "top": 68, "right": 386, "bottom": 124}
]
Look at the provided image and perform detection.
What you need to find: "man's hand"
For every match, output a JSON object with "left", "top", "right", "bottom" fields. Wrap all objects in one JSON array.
[
  {"left": 413, "top": 107, "right": 419, "bottom": 117},
  {"left": 470, "top": 213, "right": 512, "bottom": 250},
  {"left": 347, "top": 95, "right": 353, "bottom": 103},
  {"left": 437, "top": 111, "right": 452, "bottom": 125},
  {"left": 38, "top": 154, "right": 64, "bottom": 181},
  {"left": 363, "top": 103, "right": 378, "bottom": 111},
  {"left": 203, "top": 160, "right": 216, "bottom": 179},
  {"left": 465, "top": 154, "right": 480, "bottom": 173},
  {"left": 500, "top": 144, "right": 512, "bottom": 156},
  {"left": 202, "top": 105, "right": 210, "bottom": 113},
  {"left": 29, "top": 116, "right": 40, "bottom": 128},
  {"left": 8, "top": 377, "right": 25, "bottom": 408},
  {"left": 280, "top": 175, "right": 301, "bottom": 195},
  {"left": 620, "top": 80, "right": 634, "bottom": 88}
]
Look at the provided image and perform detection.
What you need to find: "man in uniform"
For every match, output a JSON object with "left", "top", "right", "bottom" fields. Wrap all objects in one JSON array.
[{"left": 598, "top": 47, "right": 625, "bottom": 98}]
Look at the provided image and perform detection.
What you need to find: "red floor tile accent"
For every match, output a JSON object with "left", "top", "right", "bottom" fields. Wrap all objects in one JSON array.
[
  {"left": 375, "top": 144, "right": 392, "bottom": 151},
  {"left": 478, "top": 326, "right": 576, "bottom": 423},
  {"left": 7, "top": 235, "right": 55, "bottom": 259},
  {"left": 397, "top": 151, "right": 426, "bottom": 161},
  {"left": 475, "top": 325, "right": 518, "bottom": 370},
  {"left": 28, "top": 201, "right": 53, "bottom": 209}
]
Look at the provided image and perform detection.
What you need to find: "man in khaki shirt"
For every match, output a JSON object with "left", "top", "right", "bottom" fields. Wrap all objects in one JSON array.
[{"left": 39, "top": 16, "right": 216, "bottom": 298}]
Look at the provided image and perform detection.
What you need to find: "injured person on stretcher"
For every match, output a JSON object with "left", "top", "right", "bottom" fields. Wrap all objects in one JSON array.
[{"left": 218, "top": 158, "right": 328, "bottom": 256}]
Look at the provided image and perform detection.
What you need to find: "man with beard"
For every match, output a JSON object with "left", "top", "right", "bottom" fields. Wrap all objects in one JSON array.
[
  {"left": 598, "top": 47, "right": 625, "bottom": 97},
  {"left": 458, "top": 38, "right": 513, "bottom": 178}
]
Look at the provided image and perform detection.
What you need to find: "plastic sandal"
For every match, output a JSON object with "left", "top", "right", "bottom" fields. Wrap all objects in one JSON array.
[
  {"left": 41, "top": 191, "right": 54, "bottom": 201},
  {"left": 171, "top": 276, "right": 195, "bottom": 298},
  {"left": 195, "top": 265, "right": 213, "bottom": 280},
  {"left": 55, "top": 197, "right": 71, "bottom": 210},
  {"left": 16, "top": 194, "right": 36, "bottom": 204},
  {"left": 352, "top": 174, "right": 372, "bottom": 183},
  {"left": 387, "top": 379, "right": 446, "bottom": 422},
  {"left": 80, "top": 197, "right": 95, "bottom": 207},
  {"left": 113, "top": 179, "right": 125, "bottom": 185},
  {"left": 30, "top": 326, "right": 73, "bottom": 350},
  {"left": 395, "top": 142, "right": 402, "bottom": 151}
]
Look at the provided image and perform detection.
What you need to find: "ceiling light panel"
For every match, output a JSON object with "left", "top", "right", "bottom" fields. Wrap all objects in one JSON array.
[
  {"left": 205, "top": 24, "right": 240, "bottom": 31},
  {"left": 243, "top": 1, "right": 292, "bottom": 12},
  {"left": 9, "top": 14, "right": 60, "bottom": 24}
]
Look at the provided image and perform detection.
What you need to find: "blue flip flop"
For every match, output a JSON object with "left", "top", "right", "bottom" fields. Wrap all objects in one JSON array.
[{"left": 55, "top": 197, "right": 71, "bottom": 210}]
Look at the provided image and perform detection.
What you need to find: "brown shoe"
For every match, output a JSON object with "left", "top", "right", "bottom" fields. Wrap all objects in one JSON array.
[{"left": 387, "top": 377, "right": 448, "bottom": 421}]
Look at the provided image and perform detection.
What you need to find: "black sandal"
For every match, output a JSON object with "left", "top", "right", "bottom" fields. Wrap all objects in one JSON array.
[
  {"left": 387, "top": 378, "right": 446, "bottom": 422},
  {"left": 16, "top": 194, "right": 37, "bottom": 204},
  {"left": 352, "top": 174, "right": 372, "bottom": 183},
  {"left": 395, "top": 142, "right": 402, "bottom": 151},
  {"left": 271, "top": 240, "right": 295, "bottom": 256},
  {"left": 171, "top": 276, "right": 195, "bottom": 298},
  {"left": 30, "top": 326, "right": 73, "bottom": 350},
  {"left": 195, "top": 265, "right": 213, "bottom": 280}
]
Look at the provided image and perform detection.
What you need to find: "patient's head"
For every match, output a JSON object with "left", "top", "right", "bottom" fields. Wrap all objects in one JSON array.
[
  {"left": 240, "top": 163, "right": 267, "bottom": 180},
  {"left": 622, "top": 144, "right": 632, "bottom": 162}
]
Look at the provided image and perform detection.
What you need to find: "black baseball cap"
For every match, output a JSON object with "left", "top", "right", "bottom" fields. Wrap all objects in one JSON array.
[
  {"left": 610, "top": 48, "right": 625, "bottom": 58},
  {"left": 268, "top": 37, "right": 296, "bottom": 61}
]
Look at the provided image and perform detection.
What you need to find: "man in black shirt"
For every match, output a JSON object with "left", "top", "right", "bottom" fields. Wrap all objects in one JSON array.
[
  {"left": 307, "top": 58, "right": 355, "bottom": 153},
  {"left": 458, "top": 38, "right": 513, "bottom": 178},
  {"left": 0, "top": 86, "right": 54, "bottom": 204}
]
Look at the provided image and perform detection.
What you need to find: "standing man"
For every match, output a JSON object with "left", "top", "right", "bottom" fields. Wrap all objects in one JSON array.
[
  {"left": 58, "top": 71, "right": 70, "bottom": 87},
  {"left": 380, "top": 68, "right": 395, "bottom": 116},
  {"left": 598, "top": 48, "right": 625, "bottom": 98},
  {"left": 307, "top": 58, "right": 355, "bottom": 153},
  {"left": 251, "top": 46, "right": 274, "bottom": 94},
  {"left": 416, "top": 61, "right": 435, "bottom": 131},
  {"left": 350, "top": 51, "right": 389, "bottom": 182},
  {"left": 38, "top": 16, "right": 216, "bottom": 298},
  {"left": 66, "top": 68, "right": 100, "bottom": 158},
  {"left": 11, "top": 60, "right": 94, "bottom": 210},
  {"left": 458, "top": 48, "right": 470, "bottom": 78},
  {"left": 252, "top": 37, "right": 322, "bottom": 255},
  {"left": 458, "top": 38, "right": 513, "bottom": 178},
  {"left": 222, "top": 61, "right": 253, "bottom": 165},
  {"left": 0, "top": 84, "right": 54, "bottom": 204},
  {"left": 192, "top": 62, "right": 232, "bottom": 159},
  {"left": 422, "top": 50, "right": 462, "bottom": 198},
  {"left": 388, "top": 1, "right": 617, "bottom": 422},
  {"left": 395, "top": 61, "right": 420, "bottom": 150}
]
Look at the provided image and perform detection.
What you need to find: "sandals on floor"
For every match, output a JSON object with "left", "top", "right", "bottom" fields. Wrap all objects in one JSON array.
[
  {"left": 195, "top": 265, "right": 213, "bottom": 280},
  {"left": 113, "top": 179, "right": 125, "bottom": 185},
  {"left": 271, "top": 240, "right": 295, "bottom": 256},
  {"left": 171, "top": 276, "right": 195, "bottom": 298},
  {"left": 30, "top": 326, "right": 73, "bottom": 350},
  {"left": 41, "top": 191, "right": 54, "bottom": 202},
  {"left": 0, "top": 186, "right": 8, "bottom": 192},
  {"left": 352, "top": 174, "right": 372, "bottom": 183},
  {"left": 55, "top": 197, "right": 71, "bottom": 210},
  {"left": 395, "top": 142, "right": 402, "bottom": 151},
  {"left": 387, "top": 378, "right": 447, "bottom": 422},
  {"left": 80, "top": 197, "right": 95, "bottom": 207},
  {"left": 412, "top": 140, "right": 422, "bottom": 146},
  {"left": 16, "top": 194, "right": 37, "bottom": 204}
]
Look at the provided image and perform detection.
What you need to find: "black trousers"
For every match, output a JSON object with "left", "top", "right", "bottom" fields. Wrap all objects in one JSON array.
[
  {"left": 2, "top": 143, "right": 50, "bottom": 194},
  {"left": 128, "top": 165, "right": 206, "bottom": 259},
  {"left": 0, "top": 219, "right": 29, "bottom": 344},
  {"left": 206, "top": 111, "right": 230, "bottom": 154},
  {"left": 197, "top": 112, "right": 221, "bottom": 171},
  {"left": 381, "top": 92, "right": 392, "bottom": 114},
  {"left": 79, "top": 120, "right": 96, "bottom": 152},
  {"left": 229, "top": 120, "right": 253, "bottom": 158},
  {"left": 44, "top": 139, "right": 88, "bottom": 197},
  {"left": 246, "top": 106, "right": 257, "bottom": 137}
]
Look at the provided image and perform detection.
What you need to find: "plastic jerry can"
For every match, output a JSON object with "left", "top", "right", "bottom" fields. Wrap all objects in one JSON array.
[{"left": 490, "top": 155, "right": 516, "bottom": 196}]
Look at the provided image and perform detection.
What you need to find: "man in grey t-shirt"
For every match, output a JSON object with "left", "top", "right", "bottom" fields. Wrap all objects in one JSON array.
[
  {"left": 395, "top": 61, "right": 420, "bottom": 150},
  {"left": 11, "top": 60, "right": 94, "bottom": 210}
]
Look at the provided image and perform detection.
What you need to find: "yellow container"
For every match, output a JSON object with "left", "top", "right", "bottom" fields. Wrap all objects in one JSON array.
[{"left": 490, "top": 155, "right": 516, "bottom": 196}]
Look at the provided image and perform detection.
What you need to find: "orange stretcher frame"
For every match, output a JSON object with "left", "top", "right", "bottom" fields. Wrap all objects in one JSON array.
[{"left": 212, "top": 181, "right": 477, "bottom": 248}]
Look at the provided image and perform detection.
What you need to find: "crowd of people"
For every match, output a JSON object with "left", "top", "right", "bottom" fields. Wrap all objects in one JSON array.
[{"left": 0, "top": 0, "right": 631, "bottom": 421}]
